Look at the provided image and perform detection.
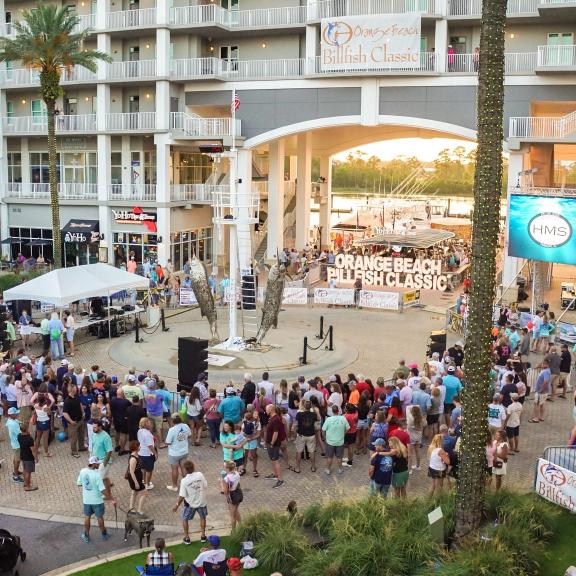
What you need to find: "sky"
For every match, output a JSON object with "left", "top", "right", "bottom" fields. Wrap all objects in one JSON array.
[{"left": 335, "top": 137, "right": 477, "bottom": 162}]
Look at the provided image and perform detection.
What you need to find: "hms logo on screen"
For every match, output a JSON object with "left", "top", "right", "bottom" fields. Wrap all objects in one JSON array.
[{"left": 528, "top": 212, "right": 572, "bottom": 248}]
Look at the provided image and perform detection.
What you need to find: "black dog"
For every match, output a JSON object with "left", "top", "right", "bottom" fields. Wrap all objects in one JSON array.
[{"left": 124, "top": 510, "right": 154, "bottom": 549}]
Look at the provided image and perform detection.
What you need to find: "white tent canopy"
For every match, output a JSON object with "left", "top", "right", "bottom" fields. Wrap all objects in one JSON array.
[{"left": 3, "top": 263, "right": 149, "bottom": 307}]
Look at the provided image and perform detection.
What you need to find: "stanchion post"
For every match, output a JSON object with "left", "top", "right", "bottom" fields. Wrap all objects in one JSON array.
[
  {"left": 302, "top": 336, "right": 308, "bottom": 365},
  {"left": 328, "top": 325, "right": 334, "bottom": 351},
  {"left": 316, "top": 315, "right": 324, "bottom": 339},
  {"left": 135, "top": 317, "right": 140, "bottom": 343},
  {"left": 161, "top": 307, "right": 169, "bottom": 332}
]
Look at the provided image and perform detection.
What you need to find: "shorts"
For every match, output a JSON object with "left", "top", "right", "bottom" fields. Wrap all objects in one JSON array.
[
  {"left": 325, "top": 444, "right": 344, "bottom": 459},
  {"left": 267, "top": 446, "right": 281, "bottom": 461},
  {"left": 36, "top": 420, "right": 50, "bottom": 432},
  {"left": 408, "top": 429, "right": 423, "bottom": 445},
  {"left": 168, "top": 453, "right": 188, "bottom": 467},
  {"left": 114, "top": 421, "right": 128, "bottom": 434},
  {"left": 357, "top": 419, "right": 369, "bottom": 430},
  {"left": 244, "top": 440, "right": 258, "bottom": 451},
  {"left": 188, "top": 415, "right": 202, "bottom": 423},
  {"left": 294, "top": 435, "right": 316, "bottom": 454},
  {"left": 443, "top": 403, "right": 455, "bottom": 415},
  {"left": 369, "top": 480, "right": 390, "bottom": 496},
  {"left": 344, "top": 432, "right": 357, "bottom": 446},
  {"left": 83, "top": 503, "right": 105, "bottom": 518},
  {"left": 181, "top": 504, "right": 208, "bottom": 521},
  {"left": 426, "top": 414, "right": 440, "bottom": 425},
  {"left": 505, "top": 426, "right": 519, "bottom": 438},
  {"left": 234, "top": 457, "right": 245, "bottom": 468},
  {"left": 139, "top": 454, "right": 156, "bottom": 472},
  {"left": 66, "top": 328, "right": 75, "bottom": 342},
  {"left": 428, "top": 467, "right": 446, "bottom": 479},
  {"left": 12, "top": 447, "right": 20, "bottom": 460},
  {"left": 149, "top": 415, "right": 164, "bottom": 432},
  {"left": 392, "top": 470, "right": 409, "bottom": 487},
  {"left": 560, "top": 371, "right": 570, "bottom": 385},
  {"left": 99, "top": 462, "right": 111, "bottom": 480},
  {"left": 22, "top": 460, "right": 35, "bottom": 473},
  {"left": 534, "top": 392, "right": 549, "bottom": 405}
]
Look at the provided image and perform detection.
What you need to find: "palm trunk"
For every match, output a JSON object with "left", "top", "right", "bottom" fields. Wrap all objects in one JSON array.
[
  {"left": 45, "top": 98, "right": 62, "bottom": 269},
  {"left": 454, "top": 0, "right": 508, "bottom": 539}
]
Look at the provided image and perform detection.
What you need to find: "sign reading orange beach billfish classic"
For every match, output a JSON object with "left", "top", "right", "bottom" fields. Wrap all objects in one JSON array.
[{"left": 320, "top": 14, "right": 421, "bottom": 71}]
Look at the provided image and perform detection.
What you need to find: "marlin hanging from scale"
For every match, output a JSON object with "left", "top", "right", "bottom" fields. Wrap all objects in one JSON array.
[{"left": 189, "top": 256, "right": 220, "bottom": 341}]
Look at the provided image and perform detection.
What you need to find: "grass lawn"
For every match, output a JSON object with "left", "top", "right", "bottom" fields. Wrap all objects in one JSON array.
[
  {"left": 72, "top": 537, "right": 267, "bottom": 576},
  {"left": 540, "top": 508, "right": 575, "bottom": 576}
]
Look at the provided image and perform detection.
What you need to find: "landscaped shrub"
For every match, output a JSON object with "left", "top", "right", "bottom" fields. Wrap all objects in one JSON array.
[{"left": 436, "top": 541, "right": 521, "bottom": 576}]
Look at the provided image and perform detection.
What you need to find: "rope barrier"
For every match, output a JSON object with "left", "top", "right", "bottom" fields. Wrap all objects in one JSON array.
[{"left": 306, "top": 325, "right": 334, "bottom": 351}]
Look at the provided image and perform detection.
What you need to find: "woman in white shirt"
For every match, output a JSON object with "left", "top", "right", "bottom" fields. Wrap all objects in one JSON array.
[
  {"left": 137, "top": 418, "right": 157, "bottom": 490},
  {"left": 222, "top": 460, "right": 243, "bottom": 530},
  {"left": 427, "top": 433, "right": 450, "bottom": 496},
  {"left": 327, "top": 383, "right": 343, "bottom": 414},
  {"left": 34, "top": 393, "right": 53, "bottom": 457},
  {"left": 64, "top": 311, "right": 75, "bottom": 357},
  {"left": 185, "top": 387, "right": 203, "bottom": 446}
]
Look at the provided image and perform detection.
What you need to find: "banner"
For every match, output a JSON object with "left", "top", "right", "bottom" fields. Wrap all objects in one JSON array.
[
  {"left": 321, "top": 14, "right": 421, "bottom": 72},
  {"left": 360, "top": 290, "right": 400, "bottom": 310},
  {"left": 179, "top": 288, "right": 198, "bottom": 306},
  {"left": 402, "top": 290, "right": 421, "bottom": 308},
  {"left": 314, "top": 288, "right": 354, "bottom": 306},
  {"left": 258, "top": 287, "right": 308, "bottom": 305},
  {"left": 508, "top": 195, "right": 576, "bottom": 266},
  {"left": 535, "top": 458, "right": 576, "bottom": 512}
]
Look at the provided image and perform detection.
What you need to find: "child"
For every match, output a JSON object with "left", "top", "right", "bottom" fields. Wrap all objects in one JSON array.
[
  {"left": 18, "top": 422, "right": 38, "bottom": 491},
  {"left": 231, "top": 423, "right": 246, "bottom": 475},
  {"left": 368, "top": 438, "right": 393, "bottom": 496},
  {"left": 242, "top": 406, "right": 261, "bottom": 478}
]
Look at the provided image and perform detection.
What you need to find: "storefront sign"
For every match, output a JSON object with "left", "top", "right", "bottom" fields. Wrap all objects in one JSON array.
[
  {"left": 359, "top": 290, "right": 399, "bottom": 310},
  {"left": 535, "top": 458, "right": 576, "bottom": 512},
  {"left": 403, "top": 289, "right": 421, "bottom": 307},
  {"left": 179, "top": 288, "right": 198, "bottom": 306},
  {"left": 320, "top": 14, "right": 421, "bottom": 72},
  {"left": 327, "top": 255, "right": 448, "bottom": 291},
  {"left": 62, "top": 220, "right": 100, "bottom": 244},
  {"left": 113, "top": 207, "right": 157, "bottom": 233},
  {"left": 314, "top": 288, "right": 354, "bottom": 306}
]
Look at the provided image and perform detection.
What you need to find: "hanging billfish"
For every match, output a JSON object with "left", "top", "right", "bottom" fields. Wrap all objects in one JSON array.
[
  {"left": 256, "top": 262, "right": 286, "bottom": 344},
  {"left": 189, "top": 257, "right": 219, "bottom": 341}
]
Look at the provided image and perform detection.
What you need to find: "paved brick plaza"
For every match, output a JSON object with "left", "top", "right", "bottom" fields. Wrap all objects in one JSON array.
[{"left": 0, "top": 305, "right": 572, "bottom": 536}]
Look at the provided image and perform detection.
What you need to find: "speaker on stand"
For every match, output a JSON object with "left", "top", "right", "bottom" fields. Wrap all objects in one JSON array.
[
  {"left": 178, "top": 337, "right": 209, "bottom": 392},
  {"left": 427, "top": 329, "right": 447, "bottom": 358}
]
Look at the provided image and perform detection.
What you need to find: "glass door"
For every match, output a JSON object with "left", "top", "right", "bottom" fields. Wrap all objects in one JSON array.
[
  {"left": 547, "top": 33, "right": 574, "bottom": 66},
  {"left": 31, "top": 100, "right": 47, "bottom": 125},
  {"left": 219, "top": 45, "right": 239, "bottom": 73}
]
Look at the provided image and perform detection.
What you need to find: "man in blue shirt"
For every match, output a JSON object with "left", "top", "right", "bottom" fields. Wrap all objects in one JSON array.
[
  {"left": 77, "top": 456, "right": 108, "bottom": 543},
  {"left": 217, "top": 387, "right": 244, "bottom": 424},
  {"left": 6, "top": 407, "right": 23, "bottom": 483},
  {"left": 91, "top": 420, "right": 114, "bottom": 501},
  {"left": 531, "top": 359, "right": 551, "bottom": 423},
  {"left": 383, "top": 384, "right": 399, "bottom": 407},
  {"left": 411, "top": 381, "right": 432, "bottom": 417},
  {"left": 442, "top": 366, "right": 463, "bottom": 425}
]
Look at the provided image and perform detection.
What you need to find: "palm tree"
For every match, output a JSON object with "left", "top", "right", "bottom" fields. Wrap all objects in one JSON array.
[
  {"left": 0, "top": 4, "right": 110, "bottom": 268},
  {"left": 455, "top": 0, "right": 508, "bottom": 538}
]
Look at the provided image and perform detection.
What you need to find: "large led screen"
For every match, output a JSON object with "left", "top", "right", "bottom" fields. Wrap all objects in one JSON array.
[{"left": 508, "top": 194, "right": 576, "bottom": 265}]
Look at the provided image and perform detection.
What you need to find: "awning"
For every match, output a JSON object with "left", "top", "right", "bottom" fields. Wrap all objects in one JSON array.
[
  {"left": 25, "top": 239, "right": 52, "bottom": 246},
  {"left": 62, "top": 220, "right": 100, "bottom": 243},
  {"left": 0, "top": 237, "right": 21, "bottom": 245},
  {"left": 356, "top": 229, "right": 455, "bottom": 249}
]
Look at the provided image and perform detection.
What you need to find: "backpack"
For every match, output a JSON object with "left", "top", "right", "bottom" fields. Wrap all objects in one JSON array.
[
  {"left": 243, "top": 419, "right": 255, "bottom": 437},
  {"left": 50, "top": 327, "right": 61, "bottom": 341}
]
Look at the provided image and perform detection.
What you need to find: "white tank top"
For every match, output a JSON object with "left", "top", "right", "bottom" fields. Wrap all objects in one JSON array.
[{"left": 429, "top": 448, "right": 446, "bottom": 471}]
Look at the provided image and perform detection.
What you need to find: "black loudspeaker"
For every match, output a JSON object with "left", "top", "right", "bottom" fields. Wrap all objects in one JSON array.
[
  {"left": 428, "top": 341, "right": 446, "bottom": 356},
  {"left": 429, "top": 330, "right": 447, "bottom": 344},
  {"left": 178, "top": 337, "right": 209, "bottom": 388},
  {"left": 241, "top": 276, "right": 256, "bottom": 310}
]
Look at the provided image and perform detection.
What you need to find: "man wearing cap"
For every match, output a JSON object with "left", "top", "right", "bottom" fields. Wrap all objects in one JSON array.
[
  {"left": 6, "top": 407, "right": 23, "bottom": 483},
  {"left": 122, "top": 374, "right": 143, "bottom": 403},
  {"left": 166, "top": 414, "right": 192, "bottom": 492},
  {"left": 368, "top": 437, "right": 393, "bottom": 496},
  {"left": 77, "top": 456, "right": 109, "bottom": 543},
  {"left": 91, "top": 420, "right": 114, "bottom": 501},
  {"left": 56, "top": 359, "right": 69, "bottom": 387},
  {"left": 191, "top": 535, "right": 227, "bottom": 574},
  {"left": 447, "top": 341, "right": 465, "bottom": 367},
  {"left": 218, "top": 387, "right": 244, "bottom": 425},
  {"left": 144, "top": 379, "right": 165, "bottom": 447},
  {"left": 442, "top": 366, "right": 462, "bottom": 426},
  {"left": 428, "top": 352, "right": 445, "bottom": 377}
]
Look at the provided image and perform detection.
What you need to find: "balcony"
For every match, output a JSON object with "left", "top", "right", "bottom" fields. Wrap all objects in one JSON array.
[
  {"left": 171, "top": 57, "right": 219, "bottom": 79},
  {"left": 508, "top": 111, "right": 576, "bottom": 142},
  {"left": 536, "top": 45, "right": 576, "bottom": 72},
  {"left": 224, "top": 58, "right": 306, "bottom": 79},
  {"left": 5, "top": 183, "right": 98, "bottom": 200},
  {"left": 170, "top": 112, "right": 240, "bottom": 138},
  {"left": 449, "top": 0, "right": 538, "bottom": 16},
  {"left": 170, "top": 5, "right": 306, "bottom": 29},
  {"left": 108, "top": 185, "right": 157, "bottom": 202},
  {"left": 1, "top": 114, "right": 97, "bottom": 135},
  {"left": 107, "top": 8, "right": 156, "bottom": 30},
  {"left": 105, "top": 112, "right": 157, "bottom": 132},
  {"left": 538, "top": 0, "right": 576, "bottom": 17},
  {"left": 171, "top": 184, "right": 226, "bottom": 203},
  {"left": 0, "top": 66, "right": 97, "bottom": 88},
  {"left": 308, "top": 0, "right": 439, "bottom": 18},
  {"left": 108, "top": 60, "right": 157, "bottom": 81},
  {"left": 446, "top": 52, "right": 537, "bottom": 73},
  {"left": 0, "top": 22, "right": 15, "bottom": 38}
]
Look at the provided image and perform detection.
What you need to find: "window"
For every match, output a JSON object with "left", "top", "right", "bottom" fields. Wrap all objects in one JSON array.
[
  {"left": 6, "top": 101, "right": 14, "bottom": 124},
  {"left": 111, "top": 152, "right": 122, "bottom": 185},
  {"left": 5, "top": 60, "right": 13, "bottom": 81},
  {"left": 219, "top": 45, "right": 239, "bottom": 72},
  {"left": 144, "top": 151, "right": 156, "bottom": 184},
  {"left": 171, "top": 227, "right": 213, "bottom": 270},
  {"left": 7, "top": 152, "right": 21, "bottom": 183},
  {"left": 31, "top": 100, "right": 46, "bottom": 124},
  {"left": 60, "top": 152, "right": 97, "bottom": 185},
  {"left": 179, "top": 152, "right": 213, "bottom": 184},
  {"left": 30, "top": 152, "right": 54, "bottom": 185},
  {"left": 113, "top": 232, "right": 158, "bottom": 268}
]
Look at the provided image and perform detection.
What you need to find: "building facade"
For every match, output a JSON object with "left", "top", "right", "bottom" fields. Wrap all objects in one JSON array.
[{"left": 0, "top": 0, "right": 574, "bottom": 272}]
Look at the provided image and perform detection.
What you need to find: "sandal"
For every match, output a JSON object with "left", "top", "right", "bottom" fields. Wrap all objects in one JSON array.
[
  {"left": 529, "top": 419, "right": 540, "bottom": 423},
  {"left": 253, "top": 471, "right": 259, "bottom": 478},
  {"left": 292, "top": 468, "right": 301, "bottom": 474},
  {"left": 311, "top": 467, "right": 317, "bottom": 473}
]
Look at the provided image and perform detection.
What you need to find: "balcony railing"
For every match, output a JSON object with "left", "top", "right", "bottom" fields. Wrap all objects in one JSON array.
[
  {"left": 171, "top": 57, "right": 219, "bottom": 79},
  {"left": 449, "top": 0, "right": 538, "bottom": 15},
  {"left": 170, "top": 112, "right": 239, "bottom": 138},
  {"left": 106, "top": 112, "right": 157, "bottom": 132},
  {"left": 0, "top": 22, "right": 15, "bottom": 38},
  {"left": 537, "top": 45, "right": 576, "bottom": 69},
  {"left": 5, "top": 183, "right": 98, "bottom": 200},
  {"left": 222, "top": 58, "right": 305, "bottom": 79},
  {"left": 108, "top": 184, "right": 157, "bottom": 202},
  {"left": 1, "top": 114, "right": 97, "bottom": 134},
  {"left": 76, "top": 14, "right": 95, "bottom": 32},
  {"left": 107, "top": 8, "right": 156, "bottom": 29},
  {"left": 308, "top": 0, "right": 438, "bottom": 18},
  {"left": 446, "top": 52, "right": 537, "bottom": 73},
  {"left": 171, "top": 184, "right": 227, "bottom": 203},
  {"left": 0, "top": 65, "right": 97, "bottom": 87},
  {"left": 509, "top": 111, "right": 576, "bottom": 139},
  {"left": 170, "top": 5, "right": 306, "bottom": 28},
  {"left": 108, "top": 60, "right": 157, "bottom": 80}
]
